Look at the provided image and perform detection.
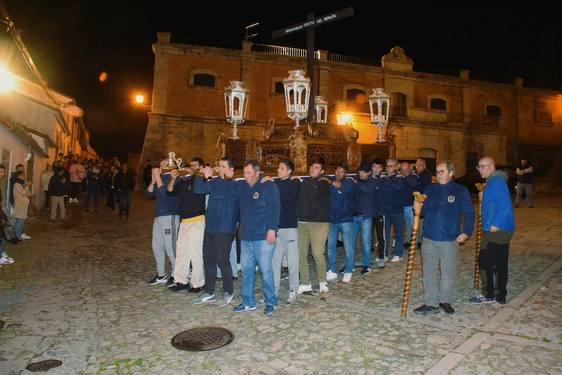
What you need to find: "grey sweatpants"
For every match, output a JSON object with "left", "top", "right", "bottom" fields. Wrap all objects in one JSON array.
[
  {"left": 152, "top": 215, "right": 180, "bottom": 276},
  {"left": 421, "top": 238, "right": 459, "bottom": 306},
  {"left": 272, "top": 228, "right": 300, "bottom": 295}
]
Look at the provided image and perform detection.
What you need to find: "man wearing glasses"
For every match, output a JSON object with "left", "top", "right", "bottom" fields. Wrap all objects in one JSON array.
[
  {"left": 470, "top": 156, "right": 515, "bottom": 305},
  {"left": 413, "top": 161, "right": 474, "bottom": 315}
]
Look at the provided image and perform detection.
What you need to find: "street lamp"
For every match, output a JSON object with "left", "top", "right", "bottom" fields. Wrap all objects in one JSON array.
[
  {"left": 283, "top": 70, "right": 310, "bottom": 130},
  {"left": 224, "top": 80, "right": 248, "bottom": 140},
  {"left": 315, "top": 95, "right": 328, "bottom": 124},
  {"left": 134, "top": 93, "right": 145, "bottom": 105},
  {"left": 368, "top": 88, "right": 390, "bottom": 143},
  {"left": 0, "top": 65, "right": 16, "bottom": 92}
]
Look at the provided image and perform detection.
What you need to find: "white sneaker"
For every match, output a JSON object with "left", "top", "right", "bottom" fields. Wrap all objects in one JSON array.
[
  {"left": 319, "top": 281, "right": 329, "bottom": 293},
  {"left": 342, "top": 273, "right": 352, "bottom": 283},
  {"left": 326, "top": 271, "right": 338, "bottom": 281},
  {"left": 0, "top": 256, "right": 14, "bottom": 265},
  {"left": 287, "top": 291, "right": 297, "bottom": 303},
  {"left": 20, "top": 233, "right": 31, "bottom": 240},
  {"left": 390, "top": 255, "right": 402, "bottom": 263},
  {"left": 297, "top": 284, "right": 312, "bottom": 294}
]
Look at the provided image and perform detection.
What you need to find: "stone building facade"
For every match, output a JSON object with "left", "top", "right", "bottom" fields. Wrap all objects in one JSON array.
[{"left": 140, "top": 32, "right": 562, "bottom": 176}]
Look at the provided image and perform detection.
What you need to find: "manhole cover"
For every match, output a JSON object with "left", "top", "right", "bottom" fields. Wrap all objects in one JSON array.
[
  {"left": 171, "top": 327, "right": 234, "bottom": 351},
  {"left": 26, "top": 359, "right": 63, "bottom": 372}
]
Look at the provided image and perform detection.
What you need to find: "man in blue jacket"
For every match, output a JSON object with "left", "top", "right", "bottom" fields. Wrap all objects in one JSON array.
[
  {"left": 326, "top": 163, "right": 356, "bottom": 283},
  {"left": 413, "top": 161, "right": 474, "bottom": 315},
  {"left": 193, "top": 157, "right": 240, "bottom": 307},
  {"left": 353, "top": 161, "right": 378, "bottom": 274},
  {"left": 471, "top": 156, "right": 515, "bottom": 305},
  {"left": 381, "top": 158, "right": 405, "bottom": 262},
  {"left": 233, "top": 161, "right": 280, "bottom": 316},
  {"left": 145, "top": 158, "right": 180, "bottom": 287}
]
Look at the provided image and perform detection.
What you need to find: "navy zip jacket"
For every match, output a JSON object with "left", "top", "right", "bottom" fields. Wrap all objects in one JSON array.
[
  {"left": 329, "top": 177, "right": 355, "bottom": 223},
  {"left": 354, "top": 176, "right": 377, "bottom": 217},
  {"left": 401, "top": 173, "right": 419, "bottom": 207},
  {"left": 371, "top": 175, "right": 384, "bottom": 217},
  {"left": 167, "top": 176, "right": 206, "bottom": 220},
  {"left": 381, "top": 173, "right": 405, "bottom": 214},
  {"left": 239, "top": 178, "right": 280, "bottom": 241},
  {"left": 145, "top": 174, "right": 180, "bottom": 217},
  {"left": 416, "top": 169, "right": 433, "bottom": 193},
  {"left": 274, "top": 178, "right": 301, "bottom": 229},
  {"left": 421, "top": 181, "right": 475, "bottom": 241},
  {"left": 194, "top": 177, "right": 240, "bottom": 233}
]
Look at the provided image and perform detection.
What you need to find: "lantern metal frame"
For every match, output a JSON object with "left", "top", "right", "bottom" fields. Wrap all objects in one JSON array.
[
  {"left": 368, "top": 88, "right": 390, "bottom": 143},
  {"left": 283, "top": 70, "right": 311, "bottom": 130},
  {"left": 314, "top": 95, "right": 328, "bottom": 124},
  {"left": 224, "top": 80, "right": 249, "bottom": 140}
]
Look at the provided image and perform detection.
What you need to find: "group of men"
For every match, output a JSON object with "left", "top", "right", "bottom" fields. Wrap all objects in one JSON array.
[{"left": 145, "top": 153, "right": 515, "bottom": 316}]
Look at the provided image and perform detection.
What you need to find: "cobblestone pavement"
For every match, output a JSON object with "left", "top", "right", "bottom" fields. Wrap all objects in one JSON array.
[{"left": 1, "top": 193, "right": 561, "bottom": 374}]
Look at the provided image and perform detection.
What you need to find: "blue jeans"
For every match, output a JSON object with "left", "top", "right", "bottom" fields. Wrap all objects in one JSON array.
[
  {"left": 14, "top": 218, "right": 25, "bottom": 238},
  {"left": 385, "top": 212, "right": 404, "bottom": 257},
  {"left": 240, "top": 240, "right": 277, "bottom": 307},
  {"left": 352, "top": 216, "right": 373, "bottom": 267},
  {"left": 404, "top": 206, "right": 413, "bottom": 244},
  {"left": 327, "top": 222, "right": 355, "bottom": 273}
]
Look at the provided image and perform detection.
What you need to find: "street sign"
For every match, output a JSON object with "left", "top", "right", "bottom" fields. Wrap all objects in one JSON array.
[{"left": 272, "top": 7, "right": 354, "bottom": 39}]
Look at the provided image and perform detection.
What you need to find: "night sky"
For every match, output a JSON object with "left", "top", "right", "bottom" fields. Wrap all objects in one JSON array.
[{"left": 1, "top": 1, "right": 561, "bottom": 158}]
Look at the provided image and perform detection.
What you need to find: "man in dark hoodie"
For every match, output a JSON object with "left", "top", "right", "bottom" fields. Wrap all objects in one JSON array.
[
  {"left": 48, "top": 167, "right": 70, "bottom": 220},
  {"left": 381, "top": 158, "right": 405, "bottom": 262},
  {"left": 193, "top": 157, "right": 240, "bottom": 307},
  {"left": 146, "top": 159, "right": 181, "bottom": 287},
  {"left": 413, "top": 160, "right": 474, "bottom": 315},
  {"left": 296, "top": 160, "right": 331, "bottom": 294},
  {"left": 233, "top": 160, "right": 280, "bottom": 316}
]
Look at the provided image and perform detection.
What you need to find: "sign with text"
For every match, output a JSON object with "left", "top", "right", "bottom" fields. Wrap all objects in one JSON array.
[{"left": 272, "top": 7, "right": 354, "bottom": 39}]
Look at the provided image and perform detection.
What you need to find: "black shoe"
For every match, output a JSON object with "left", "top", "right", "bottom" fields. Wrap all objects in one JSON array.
[
  {"left": 413, "top": 304, "right": 440, "bottom": 315},
  {"left": 148, "top": 274, "right": 168, "bottom": 285},
  {"left": 168, "top": 283, "right": 190, "bottom": 292},
  {"left": 495, "top": 297, "right": 506, "bottom": 305},
  {"left": 403, "top": 242, "right": 410, "bottom": 249},
  {"left": 339, "top": 266, "right": 345, "bottom": 274},
  {"left": 416, "top": 242, "right": 422, "bottom": 249},
  {"left": 166, "top": 277, "right": 176, "bottom": 287},
  {"left": 187, "top": 286, "right": 202, "bottom": 293},
  {"left": 361, "top": 266, "right": 372, "bottom": 275},
  {"left": 439, "top": 303, "right": 455, "bottom": 314},
  {"left": 232, "top": 276, "right": 238, "bottom": 281}
]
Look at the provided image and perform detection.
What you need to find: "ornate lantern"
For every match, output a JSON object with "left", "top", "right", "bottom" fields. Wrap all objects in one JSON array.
[
  {"left": 368, "top": 88, "right": 390, "bottom": 143},
  {"left": 224, "top": 80, "right": 248, "bottom": 140},
  {"left": 314, "top": 96, "right": 328, "bottom": 124},
  {"left": 283, "top": 70, "right": 311, "bottom": 130}
]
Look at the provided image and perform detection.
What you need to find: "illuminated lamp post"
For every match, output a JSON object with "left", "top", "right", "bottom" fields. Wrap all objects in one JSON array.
[
  {"left": 368, "top": 88, "right": 390, "bottom": 143},
  {"left": 224, "top": 80, "right": 248, "bottom": 140},
  {"left": 283, "top": 70, "right": 310, "bottom": 130}
]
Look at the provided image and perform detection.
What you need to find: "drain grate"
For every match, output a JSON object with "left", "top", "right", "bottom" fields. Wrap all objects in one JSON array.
[
  {"left": 171, "top": 327, "right": 234, "bottom": 351},
  {"left": 26, "top": 359, "right": 63, "bottom": 372}
]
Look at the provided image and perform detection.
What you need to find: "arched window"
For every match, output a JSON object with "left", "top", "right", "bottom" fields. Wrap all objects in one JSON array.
[
  {"left": 346, "top": 88, "right": 366, "bottom": 102},
  {"left": 486, "top": 105, "right": 502, "bottom": 117},
  {"left": 430, "top": 98, "right": 447, "bottom": 110},
  {"left": 193, "top": 73, "right": 216, "bottom": 87},
  {"left": 391, "top": 93, "right": 407, "bottom": 116}
]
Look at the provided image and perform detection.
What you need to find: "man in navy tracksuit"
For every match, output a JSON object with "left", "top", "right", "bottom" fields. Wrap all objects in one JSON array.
[
  {"left": 381, "top": 158, "right": 405, "bottom": 262},
  {"left": 414, "top": 161, "right": 474, "bottom": 315},
  {"left": 326, "top": 163, "right": 356, "bottom": 282},
  {"left": 233, "top": 161, "right": 280, "bottom": 316},
  {"left": 193, "top": 157, "right": 240, "bottom": 307},
  {"left": 371, "top": 159, "right": 386, "bottom": 269},
  {"left": 471, "top": 156, "right": 515, "bottom": 305}
]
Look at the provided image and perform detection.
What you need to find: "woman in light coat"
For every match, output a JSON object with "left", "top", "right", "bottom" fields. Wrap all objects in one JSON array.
[
  {"left": 40, "top": 163, "right": 54, "bottom": 211},
  {"left": 12, "top": 171, "right": 31, "bottom": 240}
]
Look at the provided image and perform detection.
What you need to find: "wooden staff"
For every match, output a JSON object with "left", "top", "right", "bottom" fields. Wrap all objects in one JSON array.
[
  {"left": 401, "top": 191, "right": 427, "bottom": 319},
  {"left": 473, "top": 183, "right": 485, "bottom": 289}
]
